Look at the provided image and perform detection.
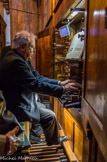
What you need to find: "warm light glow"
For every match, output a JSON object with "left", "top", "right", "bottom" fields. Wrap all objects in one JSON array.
[
  {"left": 70, "top": 11, "right": 79, "bottom": 18},
  {"left": 93, "top": 10, "right": 105, "bottom": 16},
  {"left": 68, "top": 11, "right": 79, "bottom": 20}
]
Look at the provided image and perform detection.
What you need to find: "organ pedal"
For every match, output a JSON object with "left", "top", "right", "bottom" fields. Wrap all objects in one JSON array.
[{"left": 23, "top": 130, "right": 78, "bottom": 162}]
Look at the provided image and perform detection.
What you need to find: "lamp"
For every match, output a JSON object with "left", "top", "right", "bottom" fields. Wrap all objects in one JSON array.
[{"left": 67, "top": 8, "right": 85, "bottom": 20}]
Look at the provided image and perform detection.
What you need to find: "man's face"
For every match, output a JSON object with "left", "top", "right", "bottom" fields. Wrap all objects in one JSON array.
[{"left": 26, "top": 39, "right": 36, "bottom": 60}]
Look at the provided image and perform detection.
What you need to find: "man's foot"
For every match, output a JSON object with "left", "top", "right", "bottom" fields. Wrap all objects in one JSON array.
[
  {"left": 59, "top": 136, "right": 68, "bottom": 144},
  {"left": 30, "top": 134, "right": 45, "bottom": 144},
  {"left": 47, "top": 136, "right": 68, "bottom": 146}
]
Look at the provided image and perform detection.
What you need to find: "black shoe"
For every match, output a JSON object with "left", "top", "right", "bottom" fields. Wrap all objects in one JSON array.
[
  {"left": 47, "top": 136, "right": 68, "bottom": 146},
  {"left": 59, "top": 136, "right": 68, "bottom": 144},
  {"left": 30, "top": 135, "right": 45, "bottom": 144}
]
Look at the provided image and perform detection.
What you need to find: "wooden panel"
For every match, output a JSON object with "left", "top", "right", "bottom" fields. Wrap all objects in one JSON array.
[
  {"left": 36, "top": 28, "right": 54, "bottom": 78},
  {"left": 44, "top": 0, "right": 48, "bottom": 28},
  {"left": 54, "top": 98, "right": 84, "bottom": 161},
  {"left": 38, "top": 0, "right": 53, "bottom": 31},
  {"left": 0, "top": 15, "right": 6, "bottom": 53},
  {"left": 38, "top": 0, "right": 75, "bottom": 31},
  {"left": 54, "top": 0, "right": 60, "bottom": 8},
  {"left": 82, "top": 0, "right": 107, "bottom": 161},
  {"left": 85, "top": 0, "right": 107, "bottom": 123},
  {"left": 59, "top": 103, "right": 65, "bottom": 130},
  {"left": 38, "top": 0, "right": 43, "bottom": 32},
  {"left": 47, "top": 0, "right": 53, "bottom": 22},
  {"left": 53, "top": 0, "right": 63, "bottom": 13},
  {"left": 74, "top": 124, "right": 83, "bottom": 162},
  {"left": 54, "top": 0, "right": 75, "bottom": 26},
  {"left": 59, "top": 130, "right": 78, "bottom": 162},
  {"left": 82, "top": 98, "right": 106, "bottom": 161},
  {"left": 37, "top": 35, "right": 51, "bottom": 77},
  {"left": 10, "top": 0, "right": 38, "bottom": 68},
  {"left": 57, "top": 100, "right": 61, "bottom": 124},
  {"left": 64, "top": 109, "right": 73, "bottom": 150},
  {"left": 10, "top": 0, "right": 19, "bottom": 38},
  {"left": 54, "top": 97, "right": 58, "bottom": 119},
  {"left": 0, "top": 2, "right": 4, "bottom": 17},
  {"left": 88, "top": 135, "right": 106, "bottom": 162},
  {"left": 10, "top": 0, "right": 37, "bottom": 39},
  {"left": 96, "top": 147, "right": 106, "bottom": 162}
]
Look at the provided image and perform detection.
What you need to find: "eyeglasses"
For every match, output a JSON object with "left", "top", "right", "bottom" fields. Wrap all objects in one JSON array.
[{"left": 28, "top": 46, "right": 36, "bottom": 54}]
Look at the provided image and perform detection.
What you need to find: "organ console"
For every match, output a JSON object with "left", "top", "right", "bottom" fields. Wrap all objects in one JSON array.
[
  {"left": 50, "top": 3, "right": 85, "bottom": 161},
  {"left": 52, "top": 30, "right": 84, "bottom": 161}
]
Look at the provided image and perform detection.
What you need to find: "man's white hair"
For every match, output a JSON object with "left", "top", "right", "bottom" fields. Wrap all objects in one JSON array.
[{"left": 12, "top": 30, "right": 37, "bottom": 49}]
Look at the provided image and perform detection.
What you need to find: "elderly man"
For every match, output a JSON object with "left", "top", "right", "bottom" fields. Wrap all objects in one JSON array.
[{"left": 0, "top": 30, "right": 78, "bottom": 145}]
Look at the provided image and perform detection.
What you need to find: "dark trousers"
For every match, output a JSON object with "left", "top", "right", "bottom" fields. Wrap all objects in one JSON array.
[
  {"left": 30, "top": 102, "right": 45, "bottom": 137},
  {"left": 31, "top": 102, "right": 59, "bottom": 145}
]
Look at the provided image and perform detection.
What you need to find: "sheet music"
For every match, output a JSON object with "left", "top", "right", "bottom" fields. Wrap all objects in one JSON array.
[{"left": 66, "top": 31, "right": 84, "bottom": 59}]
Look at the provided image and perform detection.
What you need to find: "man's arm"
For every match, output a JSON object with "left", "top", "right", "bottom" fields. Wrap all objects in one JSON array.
[
  {"left": 33, "top": 70, "right": 59, "bottom": 85},
  {"left": 10, "top": 60, "right": 64, "bottom": 98},
  {"left": 10, "top": 59, "right": 78, "bottom": 98},
  {"left": 28, "top": 61, "right": 59, "bottom": 85},
  {"left": 29, "top": 61, "right": 76, "bottom": 86}
]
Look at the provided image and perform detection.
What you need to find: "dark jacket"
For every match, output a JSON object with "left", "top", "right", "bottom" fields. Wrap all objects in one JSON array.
[{"left": 0, "top": 47, "right": 63, "bottom": 123}]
